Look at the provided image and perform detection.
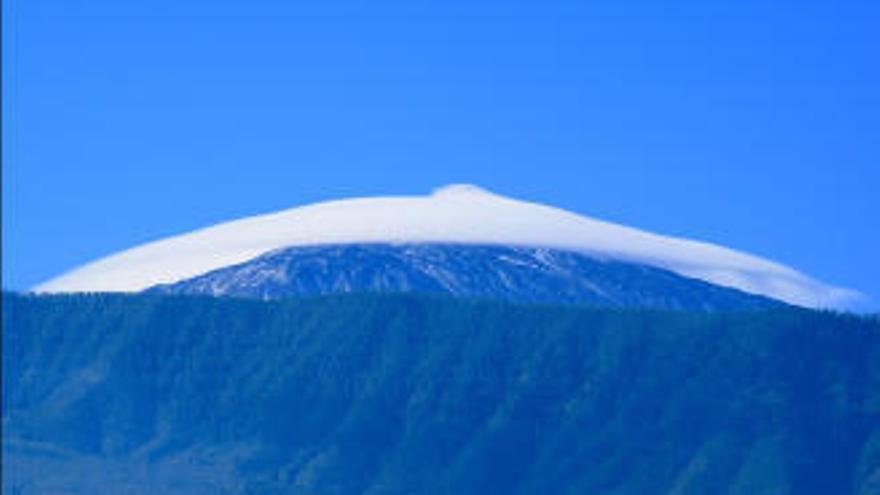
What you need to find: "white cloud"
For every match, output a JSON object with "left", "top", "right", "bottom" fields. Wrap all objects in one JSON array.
[{"left": 34, "top": 184, "right": 861, "bottom": 309}]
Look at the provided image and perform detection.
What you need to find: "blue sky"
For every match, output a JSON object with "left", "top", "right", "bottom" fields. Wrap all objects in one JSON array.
[{"left": 3, "top": 0, "right": 879, "bottom": 309}]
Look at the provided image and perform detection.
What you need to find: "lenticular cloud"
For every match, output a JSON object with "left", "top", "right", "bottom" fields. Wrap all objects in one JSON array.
[{"left": 34, "top": 184, "right": 860, "bottom": 309}]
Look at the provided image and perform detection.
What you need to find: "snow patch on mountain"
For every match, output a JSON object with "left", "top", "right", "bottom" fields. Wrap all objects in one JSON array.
[{"left": 33, "top": 184, "right": 860, "bottom": 309}]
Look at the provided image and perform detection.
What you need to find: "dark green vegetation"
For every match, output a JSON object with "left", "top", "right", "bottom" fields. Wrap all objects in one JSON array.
[
  {"left": 148, "top": 243, "right": 780, "bottom": 311},
  {"left": 3, "top": 293, "right": 879, "bottom": 494}
]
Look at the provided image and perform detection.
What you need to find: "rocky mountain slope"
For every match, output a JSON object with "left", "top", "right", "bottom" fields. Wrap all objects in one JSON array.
[{"left": 147, "top": 243, "right": 781, "bottom": 310}]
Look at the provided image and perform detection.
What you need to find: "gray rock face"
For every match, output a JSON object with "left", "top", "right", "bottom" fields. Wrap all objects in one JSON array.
[{"left": 148, "top": 243, "right": 780, "bottom": 310}]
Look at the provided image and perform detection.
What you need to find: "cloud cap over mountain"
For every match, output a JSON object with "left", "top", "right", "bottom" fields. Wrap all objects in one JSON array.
[{"left": 35, "top": 184, "right": 860, "bottom": 309}]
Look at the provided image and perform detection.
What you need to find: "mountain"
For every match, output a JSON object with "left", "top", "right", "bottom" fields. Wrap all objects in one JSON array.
[
  {"left": 33, "top": 184, "right": 858, "bottom": 309},
  {"left": 4, "top": 293, "right": 879, "bottom": 495},
  {"left": 148, "top": 243, "right": 780, "bottom": 311}
]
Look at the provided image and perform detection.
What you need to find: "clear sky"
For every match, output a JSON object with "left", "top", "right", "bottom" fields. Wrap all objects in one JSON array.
[{"left": 3, "top": 0, "right": 879, "bottom": 309}]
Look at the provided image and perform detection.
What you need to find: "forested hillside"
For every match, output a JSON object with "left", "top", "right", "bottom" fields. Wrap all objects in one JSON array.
[{"left": 3, "top": 293, "right": 879, "bottom": 494}]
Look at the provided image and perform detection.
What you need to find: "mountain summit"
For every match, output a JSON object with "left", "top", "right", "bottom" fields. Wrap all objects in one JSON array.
[
  {"left": 35, "top": 184, "right": 857, "bottom": 308},
  {"left": 147, "top": 243, "right": 780, "bottom": 311}
]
